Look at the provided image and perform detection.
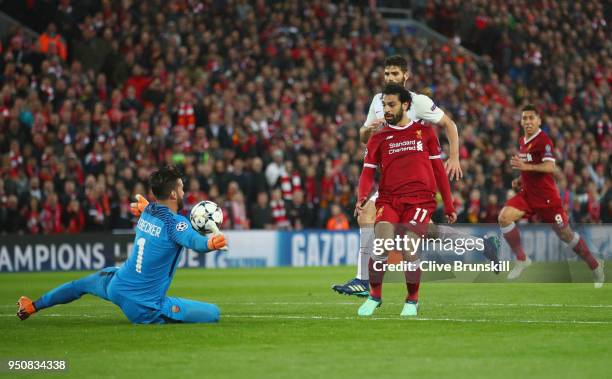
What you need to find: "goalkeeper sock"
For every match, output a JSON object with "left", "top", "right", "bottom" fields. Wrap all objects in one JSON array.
[{"left": 356, "top": 227, "right": 374, "bottom": 280}]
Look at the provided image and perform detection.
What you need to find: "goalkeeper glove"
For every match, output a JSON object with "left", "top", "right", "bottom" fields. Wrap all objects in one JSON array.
[
  {"left": 207, "top": 234, "right": 227, "bottom": 251},
  {"left": 130, "top": 194, "right": 149, "bottom": 217}
]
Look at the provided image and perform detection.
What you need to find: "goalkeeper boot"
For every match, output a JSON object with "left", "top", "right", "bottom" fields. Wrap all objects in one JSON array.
[
  {"left": 16, "top": 296, "right": 37, "bottom": 321},
  {"left": 357, "top": 296, "right": 382, "bottom": 316},
  {"left": 483, "top": 233, "right": 501, "bottom": 274},
  {"left": 332, "top": 278, "right": 369, "bottom": 297},
  {"left": 400, "top": 300, "right": 418, "bottom": 317},
  {"left": 507, "top": 257, "right": 532, "bottom": 280},
  {"left": 593, "top": 259, "right": 605, "bottom": 289}
]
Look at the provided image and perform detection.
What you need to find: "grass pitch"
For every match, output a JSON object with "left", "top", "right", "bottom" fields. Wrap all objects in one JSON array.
[{"left": 2, "top": 266, "right": 612, "bottom": 378}]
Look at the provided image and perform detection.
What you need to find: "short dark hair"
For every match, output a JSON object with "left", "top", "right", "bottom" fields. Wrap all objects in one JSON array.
[
  {"left": 384, "top": 55, "right": 409, "bottom": 72},
  {"left": 149, "top": 165, "right": 182, "bottom": 200},
  {"left": 521, "top": 104, "right": 539, "bottom": 115},
  {"left": 382, "top": 83, "right": 412, "bottom": 106}
]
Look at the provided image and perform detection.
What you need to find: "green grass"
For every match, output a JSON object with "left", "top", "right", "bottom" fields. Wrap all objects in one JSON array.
[{"left": 1, "top": 266, "right": 612, "bottom": 378}]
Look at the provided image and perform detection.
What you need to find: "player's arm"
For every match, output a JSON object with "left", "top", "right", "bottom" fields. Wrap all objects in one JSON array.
[
  {"left": 510, "top": 156, "right": 555, "bottom": 173},
  {"left": 427, "top": 127, "right": 456, "bottom": 222},
  {"left": 170, "top": 219, "right": 227, "bottom": 253},
  {"left": 356, "top": 167, "right": 375, "bottom": 217},
  {"left": 360, "top": 119, "right": 385, "bottom": 144},
  {"left": 359, "top": 96, "right": 384, "bottom": 144},
  {"left": 436, "top": 114, "right": 462, "bottom": 180},
  {"left": 431, "top": 158, "right": 456, "bottom": 223},
  {"left": 356, "top": 139, "right": 379, "bottom": 216},
  {"left": 413, "top": 93, "right": 462, "bottom": 180}
]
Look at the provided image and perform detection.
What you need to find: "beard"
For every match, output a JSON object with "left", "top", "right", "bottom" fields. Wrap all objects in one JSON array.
[{"left": 385, "top": 110, "right": 404, "bottom": 125}]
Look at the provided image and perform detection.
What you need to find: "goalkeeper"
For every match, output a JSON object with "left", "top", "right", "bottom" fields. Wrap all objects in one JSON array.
[{"left": 16, "top": 166, "right": 227, "bottom": 324}]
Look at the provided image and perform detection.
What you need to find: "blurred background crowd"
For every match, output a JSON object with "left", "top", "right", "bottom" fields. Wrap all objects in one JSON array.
[{"left": 0, "top": 0, "right": 610, "bottom": 235}]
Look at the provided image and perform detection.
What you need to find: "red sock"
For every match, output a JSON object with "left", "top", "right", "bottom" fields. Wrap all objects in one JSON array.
[
  {"left": 503, "top": 225, "right": 527, "bottom": 261},
  {"left": 368, "top": 258, "right": 385, "bottom": 300},
  {"left": 405, "top": 267, "right": 422, "bottom": 302},
  {"left": 574, "top": 238, "right": 599, "bottom": 270}
]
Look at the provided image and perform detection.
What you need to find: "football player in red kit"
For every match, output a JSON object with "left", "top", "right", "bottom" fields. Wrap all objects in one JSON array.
[
  {"left": 355, "top": 84, "right": 455, "bottom": 316},
  {"left": 498, "top": 105, "right": 605, "bottom": 287}
]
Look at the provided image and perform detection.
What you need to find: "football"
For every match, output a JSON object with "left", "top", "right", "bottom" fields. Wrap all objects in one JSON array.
[{"left": 189, "top": 200, "right": 223, "bottom": 234}]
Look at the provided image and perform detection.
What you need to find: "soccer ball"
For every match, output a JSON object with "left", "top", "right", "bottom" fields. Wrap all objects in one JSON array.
[{"left": 190, "top": 200, "right": 223, "bottom": 234}]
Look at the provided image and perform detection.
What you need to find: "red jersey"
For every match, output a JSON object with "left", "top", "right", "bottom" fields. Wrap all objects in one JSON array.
[
  {"left": 363, "top": 121, "right": 441, "bottom": 198},
  {"left": 517, "top": 129, "right": 561, "bottom": 206}
]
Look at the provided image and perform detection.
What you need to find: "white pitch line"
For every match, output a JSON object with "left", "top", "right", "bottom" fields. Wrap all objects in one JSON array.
[
  {"left": 223, "top": 314, "right": 612, "bottom": 325},
  {"left": 214, "top": 302, "right": 612, "bottom": 309},
  {"left": 466, "top": 303, "right": 612, "bottom": 308},
  {"left": 1, "top": 313, "right": 611, "bottom": 325},
  {"left": 2, "top": 302, "right": 612, "bottom": 309}
]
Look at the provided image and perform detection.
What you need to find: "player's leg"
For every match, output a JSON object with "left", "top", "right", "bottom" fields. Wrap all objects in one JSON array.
[
  {"left": 358, "top": 203, "right": 399, "bottom": 316},
  {"left": 160, "top": 296, "right": 220, "bottom": 323},
  {"left": 332, "top": 196, "right": 376, "bottom": 297},
  {"left": 499, "top": 193, "right": 532, "bottom": 279},
  {"left": 547, "top": 211, "right": 604, "bottom": 288},
  {"left": 17, "top": 267, "right": 118, "bottom": 320},
  {"left": 399, "top": 203, "right": 435, "bottom": 317},
  {"left": 358, "top": 220, "right": 391, "bottom": 316},
  {"left": 400, "top": 229, "right": 422, "bottom": 317}
]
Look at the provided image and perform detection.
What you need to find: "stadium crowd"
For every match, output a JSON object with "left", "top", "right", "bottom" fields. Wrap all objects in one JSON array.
[{"left": 0, "top": 0, "right": 610, "bottom": 235}]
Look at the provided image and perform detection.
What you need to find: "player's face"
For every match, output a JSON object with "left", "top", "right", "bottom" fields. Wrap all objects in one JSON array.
[
  {"left": 173, "top": 179, "right": 185, "bottom": 211},
  {"left": 382, "top": 94, "right": 405, "bottom": 125},
  {"left": 521, "top": 111, "right": 541, "bottom": 136},
  {"left": 384, "top": 66, "right": 408, "bottom": 85}
]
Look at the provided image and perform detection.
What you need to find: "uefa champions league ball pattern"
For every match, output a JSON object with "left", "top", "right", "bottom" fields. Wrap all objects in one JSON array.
[{"left": 190, "top": 200, "right": 223, "bottom": 234}]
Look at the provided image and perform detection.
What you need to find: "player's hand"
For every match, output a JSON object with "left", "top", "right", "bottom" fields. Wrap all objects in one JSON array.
[
  {"left": 510, "top": 155, "right": 528, "bottom": 171},
  {"left": 446, "top": 212, "right": 457, "bottom": 224},
  {"left": 207, "top": 234, "right": 227, "bottom": 251},
  {"left": 360, "top": 118, "right": 385, "bottom": 142},
  {"left": 445, "top": 158, "right": 463, "bottom": 181},
  {"left": 512, "top": 178, "right": 522, "bottom": 190},
  {"left": 206, "top": 220, "right": 229, "bottom": 251},
  {"left": 130, "top": 194, "right": 149, "bottom": 217},
  {"left": 354, "top": 197, "right": 368, "bottom": 217},
  {"left": 366, "top": 118, "right": 386, "bottom": 129}
]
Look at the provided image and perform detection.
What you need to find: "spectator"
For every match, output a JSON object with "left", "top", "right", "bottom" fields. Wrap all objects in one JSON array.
[
  {"left": 265, "top": 150, "right": 285, "bottom": 188},
  {"left": 326, "top": 203, "right": 350, "bottom": 231},
  {"left": 288, "top": 190, "right": 314, "bottom": 230},
  {"left": 2, "top": 195, "right": 27, "bottom": 234},
  {"left": 25, "top": 197, "right": 42, "bottom": 234},
  {"left": 480, "top": 194, "right": 500, "bottom": 224},
  {"left": 250, "top": 192, "right": 273, "bottom": 230},
  {"left": 226, "top": 191, "right": 249, "bottom": 230},
  {"left": 63, "top": 199, "right": 85, "bottom": 234},
  {"left": 278, "top": 160, "right": 302, "bottom": 202},
  {"left": 36, "top": 23, "right": 67, "bottom": 61},
  {"left": 249, "top": 157, "right": 269, "bottom": 203},
  {"left": 270, "top": 188, "right": 290, "bottom": 230},
  {"left": 40, "top": 192, "right": 63, "bottom": 234}
]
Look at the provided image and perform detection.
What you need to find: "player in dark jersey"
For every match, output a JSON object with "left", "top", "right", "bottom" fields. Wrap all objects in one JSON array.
[
  {"left": 498, "top": 105, "right": 604, "bottom": 287},
  {"left": 355, "top": 84, "right": 455, "bottom": 316}
]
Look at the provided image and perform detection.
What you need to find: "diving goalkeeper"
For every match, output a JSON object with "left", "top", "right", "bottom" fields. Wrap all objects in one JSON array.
[{"left": 16, "top": 165, "right": 227, "bottom": 324}]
